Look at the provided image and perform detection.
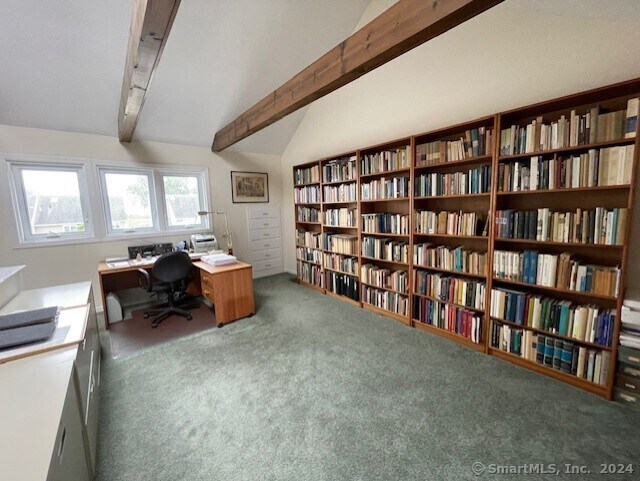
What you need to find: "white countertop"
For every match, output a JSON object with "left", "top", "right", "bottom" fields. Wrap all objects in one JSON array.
[
  {"left": 0, "top": 281, "right": 91, "bottom": 314},
  {"left": 0, "top": 347, "right": 76, "bottom": 481}
]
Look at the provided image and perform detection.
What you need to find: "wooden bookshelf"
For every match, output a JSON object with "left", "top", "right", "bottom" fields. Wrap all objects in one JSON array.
[{"left": 292, "top": 78, "right": 640, "bottom": 399}]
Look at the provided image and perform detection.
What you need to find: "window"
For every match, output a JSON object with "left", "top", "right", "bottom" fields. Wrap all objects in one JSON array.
[
  {"left": 99, "top": 169, "right": 158, "bottom": 234},
  {"left": 161, "top": 173, "right": 207, "bottom": 229},
  {"left": 9, "top": 162, "right": 93, "bottom": 242}
]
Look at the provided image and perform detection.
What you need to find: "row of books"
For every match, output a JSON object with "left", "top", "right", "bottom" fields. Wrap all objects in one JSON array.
[
  {"left": 296, "top": 206, "right": 319, "bottom": 223},
  {"left": 297, "top": 261, "right": 322, "bottom": 288},
  {"left": 361, "top": 213, "right": 410, "bottom": 235},
  {"left": 296, "top": 230, "right": 321, "bottom": 249},
  {"left": 493, "top": 250, "right": 620, "bottom": 297},
  {"left": 414, "top": 298, "right": 483, "bottom": 344},
  {"left": 323, "top": 253, "right": 358, "bottom": 275},
  {"left": 294, "top": 164, "right": 320, "bottom": 185},
  {"left": 499, "top": 99, "right": 637, "bottom": 155},
  {"left": 494, "top": 207, "right": 628, "bottom": 246},
  {"left": 362, "top": 286, "right": 408, "bottom": 316},
  {"left": 294, "top": 185, "right": 320, "bottom": 204},
  {"left": 414, "top": 271, "right": 486, "bottom": 311},
  {"left": 361, "top": 176, "right": 409, "bottom": 200},
  {"left": 413, "top": 244, "right": 488, "bottom": 277},
  {"left": 490, "top": 321, "right": 610, "bottom": 386},
  {"left": 414, "top": 210, "right": 486, "bottom": 237},
  {"left": 323, "top": 183, "right": 357, "bottom": 203},
  {"left": 296, "top": 247, "right": 322, "bottom": 265},
  {"left": 324, "top": 208, "right": 357, "bottom": 227},
  {"left": 361, "top": 237, "right": 409, "bottom": 264},
  {"left": 326, "top": 271, "right": 359, "bottom": 301},
  {"left": 490, "top": 288, "right": 615, "bottom": 347},
  {"left": 416, "top": 127, "right": 492, "bottom": 166},
  {"left": 498, "top": 145, "right": 634, "bottom": 192},
  {"left": 322, "top": 156, "right": 357, "bottom": 184},
  {"left": 414, "top": 166, "right": 491, "bottom": 197},
  {"left": 360, "top": 147, "right": 411, "bottom": 176},
  {"left": 322, "top": 233, "right": 358, "bottom": 255},
  {"left": 361, "top": 264, "right": 408, "bottom": 294}
]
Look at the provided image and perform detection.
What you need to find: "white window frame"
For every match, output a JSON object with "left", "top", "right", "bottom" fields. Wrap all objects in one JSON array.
[
  {"left": 98, "top": 166, "right": 160, "bottom": 236},
  {"left": 7, "top": 159, "right": 95, "bottom": 244},
  {"left": 156, "top": 169, "right": 209, "bottom": 231},
  {"left": 1, "top": 154, "right": 212, "bottom": 248}
]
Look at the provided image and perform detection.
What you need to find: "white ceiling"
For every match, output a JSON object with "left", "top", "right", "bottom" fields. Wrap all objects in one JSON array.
[{"left": 0, "top": 0, "right": 370, "bottom": 154}]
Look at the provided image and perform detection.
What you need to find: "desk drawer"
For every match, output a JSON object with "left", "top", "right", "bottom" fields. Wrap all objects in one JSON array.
[
  {"left": 249, "top": 206, "right": 280, "bottom": 219},
  {"left": 252, "top": 248, "right": 282, "bottom": 262},
  {"left": 618, "top": 346, "right": 640, "bottom": 368},
  {"left": 250, "top": 217, "right": 280, "bottom": 230},
  {"left": 251, "top": 238, "right": 281, "bottom": 251},
  {"left": 250, "top": 228, "right": 280, "bottom": 241}
]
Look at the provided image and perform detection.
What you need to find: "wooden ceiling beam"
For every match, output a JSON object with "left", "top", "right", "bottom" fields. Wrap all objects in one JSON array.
[
  {"left": 118, "top": 0, "right": 181, "bottom": 142},
  {"left": 212, "top": 0, "right": 505, "bottom": 152}
]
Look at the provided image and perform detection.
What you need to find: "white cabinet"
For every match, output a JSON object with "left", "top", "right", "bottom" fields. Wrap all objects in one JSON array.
[{"left": 247, "top": 206, "right": 283, "bottom": 278}]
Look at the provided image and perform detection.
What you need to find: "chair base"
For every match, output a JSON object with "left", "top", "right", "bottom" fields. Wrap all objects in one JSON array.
[{"left": 143, "top": 298, "right": 200, "bottom": 328}]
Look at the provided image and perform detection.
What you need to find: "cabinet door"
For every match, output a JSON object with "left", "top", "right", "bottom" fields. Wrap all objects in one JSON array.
[{"left": 47, "top": 377, "right": 90, "bottom": 481}]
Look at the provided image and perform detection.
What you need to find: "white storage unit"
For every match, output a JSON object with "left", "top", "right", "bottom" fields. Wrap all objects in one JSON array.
[{"left": 247, "top": 206, "right": 283, "bottom": 278}]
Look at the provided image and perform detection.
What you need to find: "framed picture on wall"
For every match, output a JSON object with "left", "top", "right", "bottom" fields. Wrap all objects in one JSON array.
[{"left": 230, "top": 171, "right": 269, "bottom": 203}]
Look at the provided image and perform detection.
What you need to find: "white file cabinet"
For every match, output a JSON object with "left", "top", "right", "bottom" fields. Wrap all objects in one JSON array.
[{"left": 247, "top": 206, "right": 283, "bottom": 278}]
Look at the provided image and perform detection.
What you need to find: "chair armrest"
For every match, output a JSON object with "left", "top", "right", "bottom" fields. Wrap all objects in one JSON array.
[{"left": 137, "top": 268, "right": 152, "bottom": 292}]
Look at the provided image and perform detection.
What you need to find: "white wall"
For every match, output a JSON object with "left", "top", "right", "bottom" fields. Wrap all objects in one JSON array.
[
  {"left": 281, "top": 0, "right": 640, "bottom": 287},
  {"left": 0, "top": 124, "right": 282, "bottom": 307}
]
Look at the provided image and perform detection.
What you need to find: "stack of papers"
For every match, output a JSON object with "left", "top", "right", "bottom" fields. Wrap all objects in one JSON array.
[
  {"left": 202, "top": 253, "right": 237, "bottom": 267},
  {"left": 621, "top": 288, "right": 640, "bottom": 349}
]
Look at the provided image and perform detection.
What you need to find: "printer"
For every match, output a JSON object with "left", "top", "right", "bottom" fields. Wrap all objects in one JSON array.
[{"left": 190, "top": 233, "right": 219, "bottom": 253}]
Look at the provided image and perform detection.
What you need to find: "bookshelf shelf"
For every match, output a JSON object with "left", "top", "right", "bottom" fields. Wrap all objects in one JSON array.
[
  {"left": 494, "top": 238, "right": 623, "bottom": 250},
  {"left": 490, "top": 317, "right": 613, "bottom": 351},
  {"left": 414, "top": 155, "right": 493, "bottom": 171},
  {"left": 414, "top": 264, "right": 487, "bottom": 280},
  {"left": 296, "top": 259, "right": 322, "bottom": 267},
  {"left": 360, "top": 281, "right": 408, "bottom": 296},
  {"left": 361, "top": 256, "right": 409, "bottom": 266},
  {"left": 497, "top": 185, "right": 630, "bottom": 196},
  {"left": 498, "top": 137, "right": 635, "bottom": 161},
  {"left": 491, "top": 277, "right": 618, "bottom": 302},
  {"left": 488, "top": 347, "right": 609, "bottom": 397},
  {"left": 414, "top": 321, "right": 485, "bottom": 352},
  {"left": 359, "top": 167, "right": 411, "bottom": 179},
  {"left": 293, "top": 78, "right": 640, "bottom": 399},
  {"left": 413, "top": 293, "right": 485, "bottom": 313}
]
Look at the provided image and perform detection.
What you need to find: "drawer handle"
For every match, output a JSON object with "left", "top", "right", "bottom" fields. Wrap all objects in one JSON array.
[
  {"left": 263, "top": 233, "right": 269, "bottom": 237},
  {"left": 265, "top": 264, "right": 272, "bottom": 268},
  {"left": 204, "top": 289, "right": 212, "bottom": 297},
  {"left": 58, "top": 427, "right": 67, "bottom": 459},
  {"left": 265, "top": 254, "right": 271, "bottom": 257},
  {"left": 262, "top": 213, "right": 268, "bottom": 216},
  {"left": 625, "top": 383, "right": 636, "bottom": 390},
  {"left": 264, "top": 244, "right": 271, "bottom": 247},
  {"left": 629, "top": 356, "right": 640, "bottom": 363},
  {"left": 263, "top": 223, "right": 269, "bottom": 226}
]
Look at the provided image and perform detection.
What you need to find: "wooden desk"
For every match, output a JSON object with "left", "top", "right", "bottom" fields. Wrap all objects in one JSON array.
[{"left": 98, "top": 259, "right": 254, "bottom": 328}]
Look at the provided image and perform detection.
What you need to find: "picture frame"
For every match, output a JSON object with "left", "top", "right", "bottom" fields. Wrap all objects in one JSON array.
[{"left": 230, "top": 171, "right": 269, "bottom": 203}]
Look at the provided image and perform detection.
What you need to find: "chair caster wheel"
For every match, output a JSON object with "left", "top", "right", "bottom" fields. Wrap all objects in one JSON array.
[
  {"left": 151, "top": 323, "right": 158, "bottom": 328},
  {"left": 186, "top": 315, "right": 192, "bottom": 321},
  {"left": 144, "top": 314, "right": 149, "bottom": 319}
]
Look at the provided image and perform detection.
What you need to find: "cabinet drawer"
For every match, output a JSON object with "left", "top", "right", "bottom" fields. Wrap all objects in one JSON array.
[
  {"left": 616, "top": 374, "right": 640, "bottom": 392},
  {"left": 618, "top": 346, "right": 640, "bottom": 367},
  {"left": 248, "top": 206, "right": 279, "bottom": 219},
  {"left": 250, "top": 228, "right": 280, "bottom": 241},
  {"left": 614, "top": 387, "right": 640, "bottom": 407},
  {"left": 251, "top": 238, "right": 281, "bottom": 251},
  {"left": 250, "top": 217, "right": 281, "bottom": 230},
  {"left": 252, "top": 248, "right": 282, "bottom": 262},
  {"left": 254, "top": 258, "right": 282, "bottom": 272},
  {"left": 619, "top": 363, "right": 640, "bottom": 379}
]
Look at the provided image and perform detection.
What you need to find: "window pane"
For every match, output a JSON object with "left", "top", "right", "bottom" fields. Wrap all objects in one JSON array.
[
  {"left": 104, "top": 172, "right": 154, "bottom": 230},
  {"left": 21, "top": 169, "right": 86, "bottom": 235},
  {"left": 163, "top": 175, "right": 202, "bottom": 227}
]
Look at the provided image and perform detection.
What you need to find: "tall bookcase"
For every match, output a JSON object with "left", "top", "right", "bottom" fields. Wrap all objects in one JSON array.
[{"left": 292, "top": 78, "right": 640, "bottom": 399}]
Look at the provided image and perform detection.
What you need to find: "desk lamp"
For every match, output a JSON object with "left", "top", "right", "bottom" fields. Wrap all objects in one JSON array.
[{"left": 197, "top": 210, "right": 233, "bottom": 255}]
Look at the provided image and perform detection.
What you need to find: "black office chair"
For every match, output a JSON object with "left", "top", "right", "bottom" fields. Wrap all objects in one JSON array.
[{"left": 138, "top": 251, "right": 200, "bottom": 328}]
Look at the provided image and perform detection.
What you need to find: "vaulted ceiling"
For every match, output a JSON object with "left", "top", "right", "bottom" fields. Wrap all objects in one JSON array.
[{"left": 0, "top": 0, "right": 370, "bottom": 154}]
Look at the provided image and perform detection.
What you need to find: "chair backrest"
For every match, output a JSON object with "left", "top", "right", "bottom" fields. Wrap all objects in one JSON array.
[{"left": 152, "top": 251, "right": 193, "bottom": 284}]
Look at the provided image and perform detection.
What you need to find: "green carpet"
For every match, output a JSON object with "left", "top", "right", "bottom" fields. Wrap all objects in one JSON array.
[{"left": 96, "top": 274, "right": 640, "bottom": 481}]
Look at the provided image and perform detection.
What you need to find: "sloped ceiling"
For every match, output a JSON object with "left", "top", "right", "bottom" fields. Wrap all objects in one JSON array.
[{"left": 0, "top": 0, "right": 370, "bottom": 154}]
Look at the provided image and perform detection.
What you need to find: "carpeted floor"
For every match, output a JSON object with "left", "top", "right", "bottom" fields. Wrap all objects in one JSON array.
[{"left": 96, "top": 274, "right": 640, "bottom": 481}]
